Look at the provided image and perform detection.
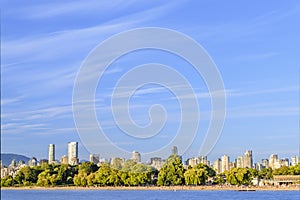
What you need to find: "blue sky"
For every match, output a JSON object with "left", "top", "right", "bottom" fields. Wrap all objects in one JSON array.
[{"left": 1, "top": 0, "right": 299, "bottom": 163}]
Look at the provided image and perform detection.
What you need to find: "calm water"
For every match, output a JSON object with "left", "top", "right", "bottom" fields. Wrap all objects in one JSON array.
[{"left": 1, "top": 190, "right": 299, "bottom": 200}]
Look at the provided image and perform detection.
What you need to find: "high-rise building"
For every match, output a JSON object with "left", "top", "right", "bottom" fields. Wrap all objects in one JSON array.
[
  {"left": 172, "top": 146, "right": 178, "bottom": 155},
  {"left": 187, "top": 156, "right": 210, "bottom": 167},
  {"left": 89, "top": 154, "right": 100, "bottom": 164},
  {"left": 110, "top": 157, "right": 125, "bottom": 170},
  {"left": 131, "top": 151, "right": 141, "bottom": 163},
  {"left": 68, "top": 142, "right": 78, "bottom": 165},
  {"left": 28, "top": 157, "right": 37, "bottom": 167},
  {"left": 236, "top": 156, "right": 244, "bottom": 168},
  {"left": 48, "top": 144, "right": 55, "bottom": 164},
  {"left": 291, "top": 156, "right": 299, "bottom": 166},
  {"left": 221, "top": 155, "right": 230, "bottom": 173},
  {"left": 150, "top": 157, "right": 165, "bottom": 170},
  {"left": 213, "top": 158, "right": 222, "bottom": 174},
  {"left": 262, "top": 159, "right": 269, "bottom": 168},
  {"left": 187, "top": 157, "right": 198, "bottom": 167},
  {"left": 199, "top": 156, "right": 210, "bottom": 166},
  {"left": 243, "top": 150, "right": 253, "bottom": 168},
  {"left": 269, "top": 154, "right": 279, "bottom": 169},
  {"left": 280, "top": 158, "right": 289, "bottom": 167},
  {"left": 229, "top": 162, "right": 236, "bottom": 170},
  {"left": 254, "top": 162, "right": 262, "bottom": 171},
  {"left": 61, "top": 155, "right": 68, "bottom": 164}
]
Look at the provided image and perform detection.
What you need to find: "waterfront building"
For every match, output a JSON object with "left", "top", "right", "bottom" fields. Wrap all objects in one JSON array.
[
  {"left": 244, "top": 150, "right": 253, "bottom": 168},
  {"left": 254, "top": 162, "right": 262, "bottom": 171},
  {"left": 70, "top": 157, "right": 79, "bottom": 165},
  {"left": 262, "top": 159, "right": 269, "bottom": 168},
  {"left": 48, "top": 144, "right": 55, "bottom": 164},
  {"left": 187, "top": 156, "right": 210, "bottom": 167},
  {"left": 110, "top": 157, "right": 125, "bottom": 169},
  {"left": 39, "top": 159, "right": 48, "bottom": 166},
  {"left": 61, "top": 155, "right": 68, "bottom": 164},
  {"left": 269, "top": 154, "right": 279, "bottom": 169},
  {"left": 213, "top": 159, "right": 222, "bottom": 174},
  {"left": 199, "top": 156, "right": 210, "bottom": 166},
  {"left": 291, "top": 156, "right": 299, "bottom": 166},
  {"left": 10, "top": 159, "right": 17, "bottom": 167},
  {"left": 280, "top": 158, "right": 289, "bottom": 167},
  {"left": 150, "top": 157, "right": 164, "bottom": 170},
  {"left": 89, "top": 154, "right": 100, "bottom": 164},
  {"left": 229, "top": 162, "right": 236, "bottom": 170},
  {"left": 236, "top": 156, "right": 244, "bottom": 168},
  {"left": 221, "top": 155, "right": 230, "bottom": 173},
  {"left": 187, "top": 157, "right": 199, "bottom": 167},
  {"left": 68, "top": 141, "right": 78, "bottom": 165},
  {"left": 172, "top": 146, "right": 178, "bottom": 155},
  {"left": 28, "top": 157, "right": 37, "bottom": 167},
  {"left": 131, "top": 151, "right": 141, "bottom": 163}
]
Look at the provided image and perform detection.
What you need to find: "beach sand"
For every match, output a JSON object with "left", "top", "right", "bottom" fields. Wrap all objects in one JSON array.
[{"left": 1, "top": 185, "right": 299, "bottom": 191}]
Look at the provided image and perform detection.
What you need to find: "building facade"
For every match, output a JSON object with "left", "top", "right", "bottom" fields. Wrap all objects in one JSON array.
[
  {"left": 221, "top": 155, "right": 230, "bottom": 173},
  {"left": 68, "top": 142, "right": 78, "bottom": 165},
  {"left": 244, "top": 150, "right": 253, "bottom": 168},
  {"left": 236, "top": 156, "right": 244, "bottom": 168},
  {"left": 269, "top": 154, "right": 279, "bottom": 169},
  {"left": 131, "top": 151, "right": 141, "bottom": 163},
  {"left": 213, "top": 159, "right": 222, "bottom": 174},
  {"left": 89, "top": 154, "right": 100, "bottom": 164},
  {"left": 48, "top": 144, "right": 55, "bottom": 164},
  {"left": 172, "top": 146, "right": 178, "bottom": 155}
]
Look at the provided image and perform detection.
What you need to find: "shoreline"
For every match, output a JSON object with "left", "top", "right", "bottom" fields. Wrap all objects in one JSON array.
[{"left": 1, "top": 185, "right": 299, "bottom": 191}]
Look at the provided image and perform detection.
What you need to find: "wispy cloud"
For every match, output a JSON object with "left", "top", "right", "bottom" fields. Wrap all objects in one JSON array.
[{"left": 1, "top": 96, "right": 23, "bottom": 106}]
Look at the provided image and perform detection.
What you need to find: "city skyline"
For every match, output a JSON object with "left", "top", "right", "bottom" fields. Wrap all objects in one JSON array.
[
  {"left": 5, "top": 142, "right": 297, "bottom": 170},
  {"left": 1, "top": 1, "right": 299, "bottom": 162}
]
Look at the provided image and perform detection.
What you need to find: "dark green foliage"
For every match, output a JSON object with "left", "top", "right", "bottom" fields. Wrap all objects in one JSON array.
[
  {"left": 157, "top": 155, "right": 185, "bottom": 186},
  {"left": 225, "top": 168, "right": 256, "bottom": 186},
  {"left": 273, "top": 164, "right": 300, "bottom": 175},
  {"left": 2, "top": 161, "right": 298, "bottom": 187},
  {"left": 184, "top": 164, "right": 216, "bottom": 185},
  {"left": 258, "top": 167, "right": 273, "bottom": 179}
]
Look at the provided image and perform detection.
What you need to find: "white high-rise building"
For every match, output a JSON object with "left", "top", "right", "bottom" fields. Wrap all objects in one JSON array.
[
  {"left": 269, "top": 154, "right": 279, "bottom": 169},
  {"left": 68, "top": 142, "right": 78, "bottom": 165},
  {"left": 221, "top": 155, "right": 230, "bottom": 173},
  {"left": 236, "top": 156, "right": 244, "bottom": 168},
  {"left": 131, "top": 151, "right": 141, "bottom": 163},
  {"left": 262, "top": 159, "right": 269, "bottom": 168},
  {"left": 244, "top": 150, "right": 253, "bottom": 168},
  {"left": 213, "top": 159, "right": 222, "bottom": 174},
  {"left": 291, "top": 156, "right": 299, "bottom": 166},
  {"left": 48, "top": 144, "right": 55, "bottom": 164}
]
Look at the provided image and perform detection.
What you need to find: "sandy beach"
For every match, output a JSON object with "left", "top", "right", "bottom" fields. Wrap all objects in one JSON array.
[{"left": 1, "top": 185, "right": 299, "bottom": 191}]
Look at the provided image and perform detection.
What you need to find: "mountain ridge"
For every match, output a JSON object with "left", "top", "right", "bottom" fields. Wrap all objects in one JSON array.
[{"left": 0, "top": 153, "right": 31, "bottom": 167}]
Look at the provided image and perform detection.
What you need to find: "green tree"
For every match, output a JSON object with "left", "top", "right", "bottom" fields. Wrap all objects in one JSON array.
[
  {"left": 213, "top": 173, "right": 225, "bottom": 184},
  {"left": 111, "top": 158, "right": 124, "bottom": 170},
  {"left": 94, "top": 163, "right": 112, "bottom": 186},
  {"left": 273, "top": 166, "right": 290, "bottom": 175},
  {"left": 1, "top": 175, "right": 14, "bottom": 187},
  {"left": 79, "top": 162, "right": 98, "bottom": 175},
  {"left": 258, "top": 168, "right": 273, "bottom": 179},
  {"left": 37, "top": 170, "right": 51, "bottom": 186},
  {"left": 184, "top": 164, "right": 216, "bottom": 185},
  {"left": 225, "top": 168, "right": 253, "bottom": 186},
  {"left": 157, "top": 155, "right": 185, "bottom": 186}
]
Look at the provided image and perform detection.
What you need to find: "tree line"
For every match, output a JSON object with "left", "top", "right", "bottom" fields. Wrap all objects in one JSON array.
[{"left": 1, "top": 155, "right": 299, "bottom": 187}]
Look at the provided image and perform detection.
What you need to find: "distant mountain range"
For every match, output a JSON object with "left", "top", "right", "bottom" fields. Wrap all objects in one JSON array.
[{"left": 0, "top": 153, "right": 31, "bottom": 167}]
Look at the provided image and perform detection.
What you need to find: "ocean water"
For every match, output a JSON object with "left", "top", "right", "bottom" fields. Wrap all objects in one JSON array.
[{"left": 1, "top": 190, "right": 299, "bottom": 200}]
